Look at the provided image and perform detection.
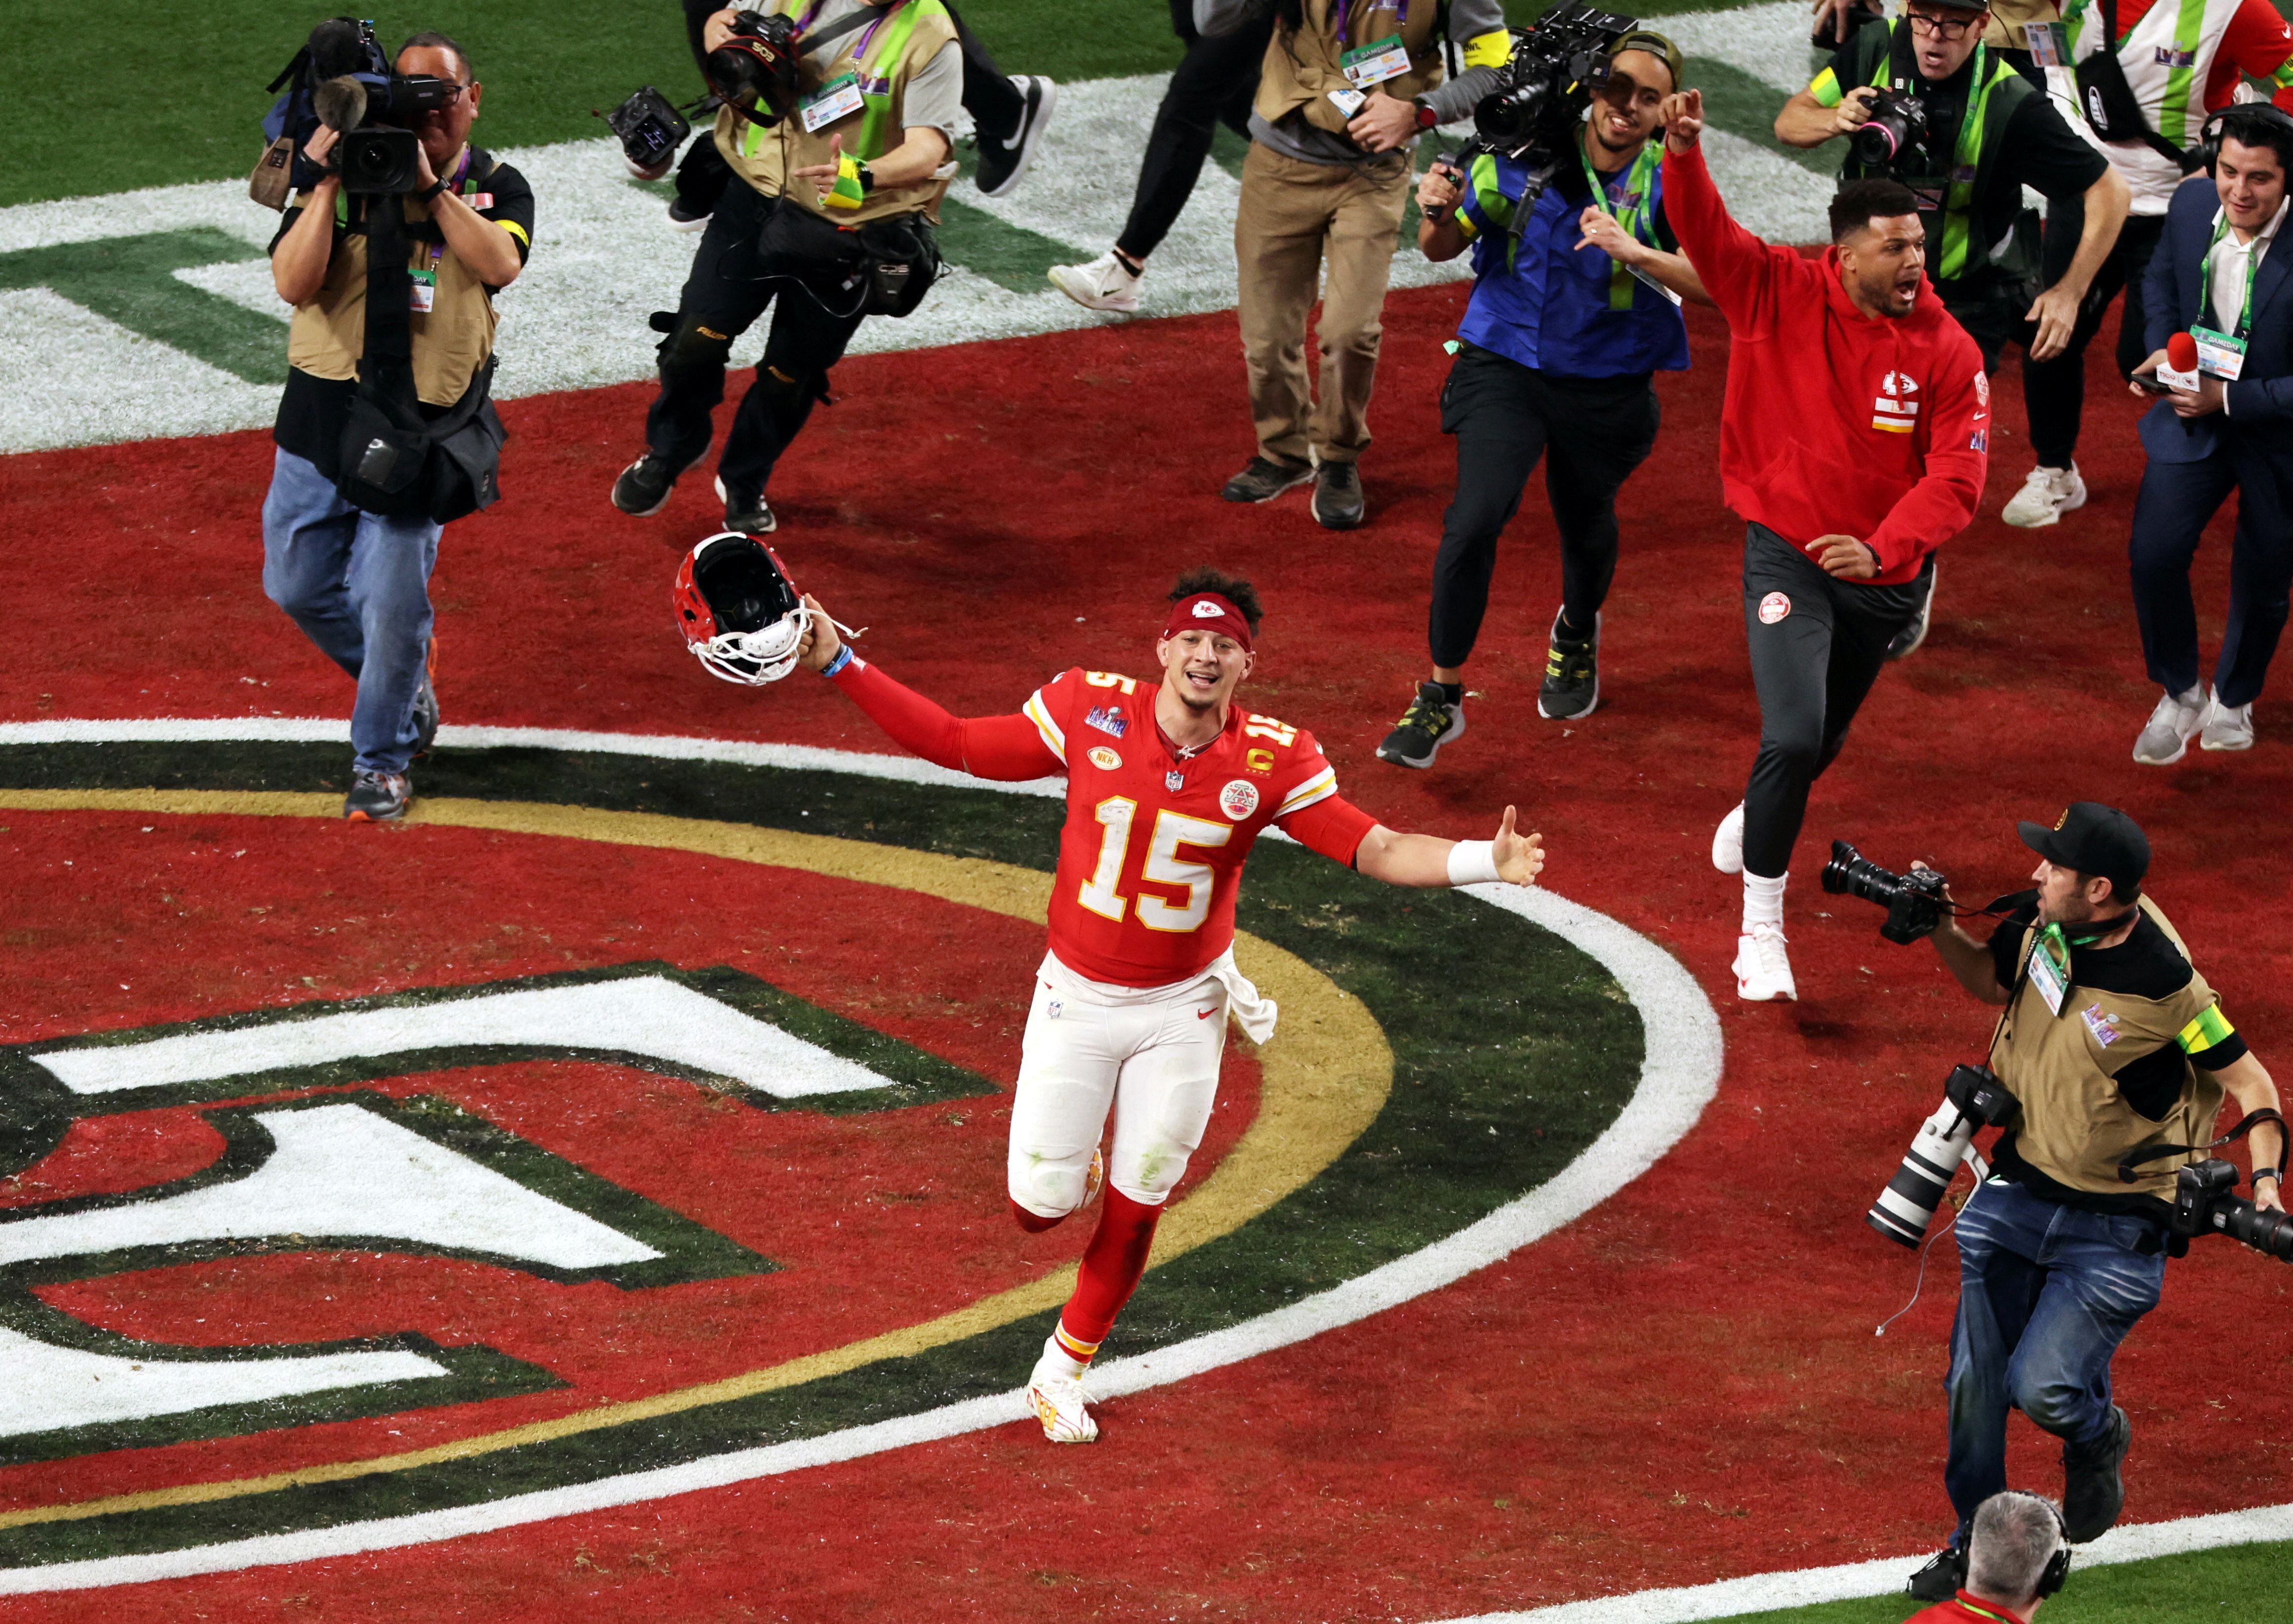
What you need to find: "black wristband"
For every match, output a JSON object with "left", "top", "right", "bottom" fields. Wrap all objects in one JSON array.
[
  {"left": 856, "top": 164, "right": 875, "bottom": 194},
  {"left": 418, "top": 177, "right": 450, "bottom": 203},
  {"left": 2255, "top": 1166, "right": 2284, "bottom": 1185}
]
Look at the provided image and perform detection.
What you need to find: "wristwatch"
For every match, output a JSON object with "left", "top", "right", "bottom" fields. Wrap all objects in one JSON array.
[
  {"left": 1412, "top": 98, "right": 1439, "bottom": 131},
  {"left": 855, "top": 163, "right": 876, "bottom": 193},
  {"left": 417, "top": 177, "right": 450, "bottom": 204}
]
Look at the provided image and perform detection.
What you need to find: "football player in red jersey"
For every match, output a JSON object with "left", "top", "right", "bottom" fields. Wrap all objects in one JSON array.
[{"left": 797, "top": 568, "right": 1544, "bottom": 1443}]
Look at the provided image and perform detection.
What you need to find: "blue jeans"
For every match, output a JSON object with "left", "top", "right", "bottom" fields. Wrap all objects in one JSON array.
[
  {"left": 1944, "top": 1177, "right": 2165, "bottom": 1538},
  {"left": 260, "top": 447, "right": 442, "bottom": 775}
]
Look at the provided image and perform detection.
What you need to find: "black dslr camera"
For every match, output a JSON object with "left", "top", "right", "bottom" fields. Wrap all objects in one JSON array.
[
  {"left": 1822, "top": 840, "right": 1949, "bottom": 944},
  {"left": 1460, "top": 2, "right": 1637, "bottom": 210},
  {"left": 607, "top": 87, "right": 708, "bottom": 178},
  {"left": 2171, "top": 1159, "right": 2293, "bottom": 1261},
  {"left": 707, "top": 10, "right": 805, "bottom": 128},
  {"left": 267, "top": 18, "right": 461, "bottom": 195},
  {"left": 1850, "top": 86, "right": 1930, "bottom": 169}
]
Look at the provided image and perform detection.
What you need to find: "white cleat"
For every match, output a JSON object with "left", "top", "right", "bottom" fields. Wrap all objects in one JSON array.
[
  {"left": 1711, "top": 803, "right": 1745, "bottom": 875},
  {"left": 1048, "top": 251, "right": 1143, "bottom": 314},
  {"left": 2000, "top": 463, "right": 2086, "bottom": 528},
  {"left": 1733, "top": 924, "right": 1797, "bottom": 1002},
  {"left": 2199, "top": 688, "right": 2253, "bottom": 752},
  {"left": 1026, "top": 1338, "right": 1099, "bottom": 1444}
]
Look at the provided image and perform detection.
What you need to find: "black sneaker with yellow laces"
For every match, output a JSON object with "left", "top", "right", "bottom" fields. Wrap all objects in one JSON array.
[
  {"left": 1537, "top": 611, "right": 1600, "bottom": 721},
  {"left": 1375, "top": 682, "right": 1465, "bottom": 769}
]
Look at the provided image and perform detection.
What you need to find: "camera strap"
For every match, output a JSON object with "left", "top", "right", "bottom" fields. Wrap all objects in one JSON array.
[{"left": 2117, "top": 1108, "right": 2286, "bottom": 1183}]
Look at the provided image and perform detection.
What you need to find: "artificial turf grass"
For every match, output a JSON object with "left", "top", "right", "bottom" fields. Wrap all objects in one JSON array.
[{"left": 1710, "top": 1539, "right": 2293, "bottom": 1624}]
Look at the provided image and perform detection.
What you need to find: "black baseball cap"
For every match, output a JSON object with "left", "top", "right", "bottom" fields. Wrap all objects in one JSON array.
[{"left": 2018, "top": 802, "right": 2150, "bottom": 901}]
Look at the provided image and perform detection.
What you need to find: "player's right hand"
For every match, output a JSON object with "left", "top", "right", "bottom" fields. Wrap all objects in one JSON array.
[
  {"left": 1659, "top": 89, "right": 1703, "bottom": 152},
  {"left": 1493, "top": 806, "right": 1544, "bottom": 888},
  {"left": 1833, "top": 86, "right": 1880, "bottom": 136},
  {"left": 797, "top": 594, "right": 842, "bottom": 672}
]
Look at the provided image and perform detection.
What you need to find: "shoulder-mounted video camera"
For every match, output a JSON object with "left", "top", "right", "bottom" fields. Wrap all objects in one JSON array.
[
  {"left": 1822, "top": 840, "right": 1948, "bottom": 944},
  {"left": 1463, "top": 2, "right": 1637, "bottom": 172},
  {"left": 261, "top": 18, "right": 460, "bottom": 198}
]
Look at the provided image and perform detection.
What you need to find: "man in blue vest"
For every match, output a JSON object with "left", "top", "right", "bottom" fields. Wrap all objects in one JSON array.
[
  {"left": 1777, "top": 0, "right": 2128, "bottom": 651},
  {"left": 2125, "top": 105, "right": 2293, "bottom": 761},
  {"left": 1377, "top": 34, "right": 1705, "bottom": 766}
]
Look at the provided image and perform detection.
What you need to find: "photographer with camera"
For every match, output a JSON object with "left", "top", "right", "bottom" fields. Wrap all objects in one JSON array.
[
  {"left": 611, "top": 0, "right": 962, "bottom": 536},
  {"left": 1201, "top": 0, "right": 1516, "bottom": 530},
  {"left": 264, "top": 29, "right": 533, "bottom": 823},
  {"left": 1660, "top": 91, "right": 1989, "bottom": 1002},
  {"left": 1375, "top": 31, "right": 1708, "bottom": 763},
  {"left": 1883, "top": 802, "right": 2284, "bottom": 1600},
  {"left": 1778, "top": 0, "right": 2128, "bottom": 573}
]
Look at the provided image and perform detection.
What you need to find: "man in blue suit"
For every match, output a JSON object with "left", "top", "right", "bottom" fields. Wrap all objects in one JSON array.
[{"left": 2126, "top": 106, "right": 2293, "bottom": 765}]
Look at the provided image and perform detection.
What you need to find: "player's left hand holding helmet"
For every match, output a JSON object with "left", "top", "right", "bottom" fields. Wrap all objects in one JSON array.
[{"left": 673, "top": 531, "right": 816, "bottom": 684}]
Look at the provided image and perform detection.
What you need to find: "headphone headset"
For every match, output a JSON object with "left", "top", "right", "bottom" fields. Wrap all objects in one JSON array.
[
  {"left": 2198, "top": 102, "right": 2293, "bottom": 174},
  {"left": 2033, "top": 1497, "right": 2073, "bottom": 1600}
]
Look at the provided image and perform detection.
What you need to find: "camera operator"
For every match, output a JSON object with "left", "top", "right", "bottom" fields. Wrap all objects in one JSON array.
[
  {"left": 1906, "top": 1492, "right": 2070, "bottom": 1621},
  {"left": 1661, "top": 91, "right": 1989, "bottom": 1003},
  {"left": 1778, "top": 0, "right": 2129, "bottom": 597},
  {"left": 1376, "top": 34, "right": 1710, "bottom": 765},
  {"left": 1201, "top": 0, "right": 1516, "bottom": 530},
  {"left": 265, "top": 31, "right": 533, "bottom": 823},
  {"left": 1900, "top": 803, "right": 2283, "bottom": 1600},
  {"left": 613, "top": 0, "right": 961, "bottom": 536}
]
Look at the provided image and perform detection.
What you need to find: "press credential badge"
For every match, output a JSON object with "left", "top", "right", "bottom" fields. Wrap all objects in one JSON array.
[
  {"left": 2191, "top": 324, "right": 2248, "bottom": 380},
  {"left": 802, "top": 74, "right": 864, "bottom": 133},
  {"left": 1341, "top": 36, "right": 1411, "bottom": 89},
  {"left": 409, "top": 268, "right": 436, "bottom": 314}
]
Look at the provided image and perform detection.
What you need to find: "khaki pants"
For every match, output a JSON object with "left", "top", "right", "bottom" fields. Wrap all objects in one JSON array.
[{"left": 1234, "top": 141, "right": 1411, "bottom": 468}]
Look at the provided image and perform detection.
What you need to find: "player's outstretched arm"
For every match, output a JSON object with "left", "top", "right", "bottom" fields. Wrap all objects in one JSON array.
[
  {"left": 797, "top": 595, "right": 1061, "bottom": 781},
  {"left": 1353, "top": 806, "right": 1545, "bottom": 889}
]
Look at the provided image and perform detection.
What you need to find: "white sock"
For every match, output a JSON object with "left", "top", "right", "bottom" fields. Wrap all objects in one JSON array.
[
  {"left": 1742, "top": 870, "right": 1786, "bottom": 936},
  {"left": 1038, "top": 1334, "right": 1089, "bottom": 1380}
]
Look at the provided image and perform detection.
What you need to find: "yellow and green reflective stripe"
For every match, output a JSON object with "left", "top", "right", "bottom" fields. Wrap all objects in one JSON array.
[
  {"left": 2274, "top": 61, "right": 2293, "bottom": 90},
  {"left": 1462, "top": 28, "right": 1511, "bottom": 69},
  {"left": 1467, "top": 152, "right": 1518, "bottom": 265},
  {"left": 2156, "top": 0, "right": 2212, "bottom": 149},
  {"left": 2177, "top": 1005, "right": 2236, "bottom": 1055},
  {"left": 1810, "top": 66, "right": 1844, "bottom": 107}
]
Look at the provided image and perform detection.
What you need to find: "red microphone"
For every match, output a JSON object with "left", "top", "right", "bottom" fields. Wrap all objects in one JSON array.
[{"left": 2167, "top": 331, "right": 2200, "bottom": 374}]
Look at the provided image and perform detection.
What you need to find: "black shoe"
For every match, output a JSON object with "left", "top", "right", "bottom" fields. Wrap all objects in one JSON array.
[
  {"left": 2062, "top": 1405, "right": 2130, "bottom": 1542},
  {"left": 612, "top": 450, "right": 701, "bottom": 517},
  {"left": 1376, "top": 683, "right": 1465, "bottom": 769},
  {"left": 1220, "top": 455, "right": 1314, "bottom": 504},
  {"left": 1905, "top": 1544, "right": 1967, "bottom": 1603},
  {"left": 1311, "top": 460, "right": 1364, "bottom": 530},
  {"left": 1886, "top": 562, "right": 1935, "bottom": 663},
  {"left": 410, "top": 640, "right": 439, "bottom": 760},
  {"left": 344, "top": 768, "right": 411, "bottom": 822},
  {"left": 1537, "top": 612, "right": 1600, "bottom": 720},
  {"left": 975, "top": 75, "right": 1057, "bottom": 199},
  {"left": 714, "top": 474, "right": 778, "bottom": 534},
  {"left": 666, "top": 198, "right": 711, "bottom": 232}
]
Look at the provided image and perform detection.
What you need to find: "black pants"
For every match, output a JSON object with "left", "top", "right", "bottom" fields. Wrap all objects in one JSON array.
[
  {"left": 644, "top": 180, "right": 868, "bottom": 501},
  {"left": 2012, "top": 210, "right": 2166, "bottom": 470},
  {"left": 946, "top": 0, "right": 1025, "bottom": 141},
  {"left": 2130, "top": 448, "right": 2293, "bottom": 707},
  {"left": 1740, "top": 524, "right": 1928, "bottom": 879},
  {"left": 1427, "top": 344, "right": 1661, "bottom": 669},
  {"left": 1111, "top": 0, "right": 1270, "bottom": 262}
]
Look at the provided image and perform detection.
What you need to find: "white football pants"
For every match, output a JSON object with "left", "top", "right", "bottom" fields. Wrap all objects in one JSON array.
[{"left": 1007, "top": 952, "right": 1248, "bottom": 1216}]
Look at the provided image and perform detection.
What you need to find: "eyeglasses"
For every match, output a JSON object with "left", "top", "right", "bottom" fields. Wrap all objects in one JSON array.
[{"left": 1905, "top": 11, "right": 1983, "bottom": 39}]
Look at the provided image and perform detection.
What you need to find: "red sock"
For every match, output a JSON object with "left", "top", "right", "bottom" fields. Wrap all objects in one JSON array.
[
  {"left": 1009, "top": 1197, "right": 1063, "bottom": 1234},
  {"left": 1056, "top": 1188, "right": 1163, "bottom": 1357}
]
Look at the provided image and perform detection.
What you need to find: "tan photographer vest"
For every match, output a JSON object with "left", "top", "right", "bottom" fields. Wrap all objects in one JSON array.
[
  {"left": 714, "top": 0, "right": 958, "bottom": 225},
  {"left": 1993, "top": 897, "right": 2227, "bottom": 1201},
  {"left": 286, "top": 158, "right": 505, "bottom": 409},
  {"left": 1255, "top": 0, "right": 1447, "bottom": 137}
]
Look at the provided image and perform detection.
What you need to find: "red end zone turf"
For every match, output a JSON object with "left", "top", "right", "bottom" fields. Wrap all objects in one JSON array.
[{"left": 1, "top": 284, "right": 2289, "bottom": 1621}]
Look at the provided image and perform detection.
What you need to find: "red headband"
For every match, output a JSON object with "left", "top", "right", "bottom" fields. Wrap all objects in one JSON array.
[{"left": 1161, "top": 593, "right": 1255, "bottom": 653}]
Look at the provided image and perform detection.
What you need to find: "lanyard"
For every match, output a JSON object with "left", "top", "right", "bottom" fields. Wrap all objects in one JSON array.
[
  {"left": 1334, "top": 0, "right": 1405, "bottom": 54},
  {"left": 2202, "top": 213, "right": 2268, "bottom": 339},
  {"left": 1575, "top": 139, "right": 1661, "bottom": 310}
]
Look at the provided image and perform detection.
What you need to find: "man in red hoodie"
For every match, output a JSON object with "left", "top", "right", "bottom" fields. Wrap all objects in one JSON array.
[{"left": 1659, "top": 88, "right": 1988, "bottom": 1002}]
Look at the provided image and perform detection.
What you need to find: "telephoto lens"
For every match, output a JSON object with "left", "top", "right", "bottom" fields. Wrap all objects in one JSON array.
[
  {"left": 1868, "top": 1098, "right": 1980, "bottom": 1246},
  {"left": 2220, "top": 1199, "right": 2293, "bottom": 1260}
]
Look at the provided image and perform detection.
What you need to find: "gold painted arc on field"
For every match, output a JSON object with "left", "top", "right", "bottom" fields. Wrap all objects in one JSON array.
[{"left": 0, "top": 789, "right": 1395, "bottom": 1530}]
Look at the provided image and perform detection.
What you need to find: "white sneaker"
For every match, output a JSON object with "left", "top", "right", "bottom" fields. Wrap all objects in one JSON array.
[
  {"left": 2200, "top": 688, "right": 2254, "bottom": 751},
  {"left": 2000, "top": 464, "right": 2087, "bottom": 528},
  {"left": 1712, "top": 803, "right": 1745, "bottom": 875},
  {"left": 1048, "top": 251, "right": 1143, "bottom": 314},
  {"left": 1026, "top": 1337, "right": 1099, "bottom": 1444},
  {"left": 2132, "top": 685, "right": 2208, "bottom": 765},
  {"left": 1732, "top": 923, "right": 1797, "bottom": 1002}
]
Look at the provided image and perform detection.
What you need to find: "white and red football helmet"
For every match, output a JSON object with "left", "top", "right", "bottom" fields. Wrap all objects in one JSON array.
[{"left": 673, "top": 531, "right": 810, "bottom": 684}]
